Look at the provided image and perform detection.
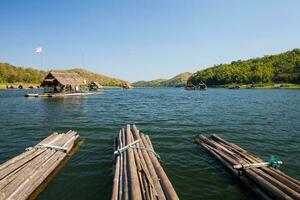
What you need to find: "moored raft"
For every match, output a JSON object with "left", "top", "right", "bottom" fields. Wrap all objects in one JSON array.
[
  {"left": 25, "top": 91, "right": 102, "bottom": 98},
  {"left": 194, "top": 134, "right": 300, "bottom": 200},
  {"left": 112, "top": 124, "right": 179, "bottom": 200},
  {"left": 0, "top": 131, "right": 81, "bottom": 200}
]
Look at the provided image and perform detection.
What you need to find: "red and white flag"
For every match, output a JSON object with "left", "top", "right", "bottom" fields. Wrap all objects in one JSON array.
[{"left": 35, "top": 47, "right": 42, "bottom": 53}]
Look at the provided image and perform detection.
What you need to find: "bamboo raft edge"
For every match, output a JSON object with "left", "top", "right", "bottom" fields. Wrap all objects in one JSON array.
[
  {"left": 0, "top": 131, "right": 82, "bottom": 200},
  {"left": 194, "top": 134, "right": 300, "bottom": 200},
  {"left": 111, "top": 124, "right": 179, "bottom": 200},
  {"left": 24, "top": 92, "right": 102, "bottom": 98}
]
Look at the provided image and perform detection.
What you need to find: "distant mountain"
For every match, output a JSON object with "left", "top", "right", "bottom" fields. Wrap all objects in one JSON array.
[
  {"left": 0, "top": 63, "right": 127, "bottom": 86},
  {"left": 133, "top": 72, "right": 192, "bottom": 87}
]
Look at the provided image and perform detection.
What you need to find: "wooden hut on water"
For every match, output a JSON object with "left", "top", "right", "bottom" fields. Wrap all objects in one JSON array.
[
  {"left": 185, "top": 81, "right": 207, "bottom": 90},
  {"left": 228, "top": 83, "right": 240, "bottom": 89},
  {"left": 40, "top": 72, "right": 86, "bottom": 93},
  {"left": 122, "top": 82, "right": 132, "bottom": 89},
  {"left": 88, "top": 81, "right": 103, "bottom": 90}
]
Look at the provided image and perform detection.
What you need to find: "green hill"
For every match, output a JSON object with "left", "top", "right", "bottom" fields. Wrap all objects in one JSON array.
[
  {"left": 189, "top": 48, "right": 300, "bottom": 86},
  {"left": 0, "top": 63, "right": 127, "bottom": 86},
  {"left": 133, "top": 72, "right": 192, "bottom": 87},
  {"left": 132, "top": 79, "right": 167, "bottom": 87},
  {"left": 54, "top": 68, "right": 125, "bottom": 86}
]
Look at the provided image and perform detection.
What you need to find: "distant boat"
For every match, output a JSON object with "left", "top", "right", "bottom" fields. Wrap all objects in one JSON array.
[
  {"left": 122, "top": 82, "right": 133, "bottom": 89},
  {"left": 228, "top": 83, "right": 240, "bottom": 89},
  {"left": 185, "top": 81, "right": 207, "bottom": 90},
  {"left": 88, "top": 81, "right": 103, "bottom": 91}
]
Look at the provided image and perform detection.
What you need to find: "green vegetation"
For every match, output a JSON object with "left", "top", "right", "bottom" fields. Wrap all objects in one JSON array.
[
  {"left": 0, "top": 83, "right": 7, "bottom": 89},
  {"left": 133, "top": 79, "right": 166, "bottom": 87},
  {"left": 133, "top": 72, "right": 192, "bottom": 87},
  {"left": 0, "top": 63, "right": 46, "bottom": 84},
  {"left": 0, "top": 63, "right": 127, "bottom": 87},
  {"left": 188, "top": 49, "right": 300, "bottom": 86}
]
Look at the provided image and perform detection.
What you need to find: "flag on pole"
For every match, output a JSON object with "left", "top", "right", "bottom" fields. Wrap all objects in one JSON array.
[{"left": 35, "top": 47, "right": 42, "bottom": 53}]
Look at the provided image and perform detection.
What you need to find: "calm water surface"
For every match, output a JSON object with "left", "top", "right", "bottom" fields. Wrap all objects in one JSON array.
[{"left": 0, "top": 88, "right": 299, "bottom": 200}]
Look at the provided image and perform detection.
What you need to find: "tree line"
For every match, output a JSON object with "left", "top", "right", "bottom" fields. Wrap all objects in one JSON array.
[
  {"left": 188, "top": 48, "right": 300, "bottom": 86},
  {"left": 0, "top": 63, "right": 46, "bottom": 83},
  {"left": 0, "top": 63, "right": 126, "bottom": 86}
]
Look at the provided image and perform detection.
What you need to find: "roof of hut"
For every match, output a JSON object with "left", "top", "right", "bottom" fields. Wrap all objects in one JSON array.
[
  {"left": 123, "top": 82, "right": 133, "bottom": 88},
  {"left": 41, "top": 72, "right": 86, "bottom": 86},
  {"left": 89, "top": 81, "right": 102, "bottom": 87}
]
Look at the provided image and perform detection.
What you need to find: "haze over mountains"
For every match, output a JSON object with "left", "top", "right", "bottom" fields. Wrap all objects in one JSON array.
[{"left": 133, "top": 72, "right": 192, "bottom": 87}]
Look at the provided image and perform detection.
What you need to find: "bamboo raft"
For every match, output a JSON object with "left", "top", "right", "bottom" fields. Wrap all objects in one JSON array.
[
  {"left": 0, "top": 131, "right": 81, "bottom": 200},
  {"left": 112, "top": 124, "right": 179, "bottom": 200},
  {"left": 25, "top": 92, "right": 102, "bottom": 98},
  {"left": 194, "top": 134, "right": 300, "bottom": 200}
]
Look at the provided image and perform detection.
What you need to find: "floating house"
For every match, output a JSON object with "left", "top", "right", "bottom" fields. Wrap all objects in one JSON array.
[
  {"left": 185, "top": 81, "right": 207, "bottom": 90},
  {"left": 122, "top": 82, "right": 133, "bottom": 89},
  {"left": 88, "top": 81, "right": 103, "bottom": 90},
  {"left": 40, "top": 72, "right": 86, "bottom": 93},
  {"left": 228, "top": 83, "right": 240, "bottom": 89},
  {"left": 7, "top": 84, "right": 23, "bottom": 89}
]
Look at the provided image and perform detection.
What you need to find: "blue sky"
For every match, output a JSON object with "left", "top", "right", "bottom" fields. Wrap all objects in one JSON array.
[{"left": 1, "top": 0, "right": 300, "bottom": 82}]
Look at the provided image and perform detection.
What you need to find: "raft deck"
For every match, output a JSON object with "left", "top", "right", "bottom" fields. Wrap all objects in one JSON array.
[
  {"left": 112, "top": 124, "right": 179, "bottom": 200},
  {"left": 194, "top": 134, "right": 300, "bottom": 200},
  {"left": 25, "top": 92, "right": 102, "bottom": 98},
  {"left": 0, "top": 131, "right": 81, "bottom": 200}
]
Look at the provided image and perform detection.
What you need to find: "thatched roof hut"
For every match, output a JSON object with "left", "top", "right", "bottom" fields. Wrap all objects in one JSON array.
[
  {"left": 41, "top": 72, "right": 86, "bottom": 93},
  {"left": 122, "top": 82, "right": 133, "bottom": 89},
  {"left": 88, "top": 81, "right": 103, "bottom": 90},
  {"left": 228, "top": 83, "right": 240, "bottom": 89},
  {"left": 185, "top": 81, "right": 207, "bottom": 90}
]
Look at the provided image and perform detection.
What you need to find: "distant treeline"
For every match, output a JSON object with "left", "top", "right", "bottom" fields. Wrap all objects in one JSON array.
[
  {"left": 188, "top": 48, "right": 300, "bottom": 86},
  {"left": 0, "top": 63, "right": 46, "bottom": 83},
  {"left": 0, "top": 63, "right": 126, "bottom": 86}
]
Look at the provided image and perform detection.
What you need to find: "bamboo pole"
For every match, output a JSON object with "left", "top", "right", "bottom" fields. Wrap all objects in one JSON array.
[
  {"left": 131, "top": 125, "right": 165, "bottom": 199},
  {"left": 118, "top": 130, "right": 124, "bottom": 200},
  {"left": 126, "top": 124, "right": 142, "bottom": 200},
  {"left": 140, "top": 132, "right": 179, "bottom": 200},
  {"left": 112, "top": 131, "right": 121, "bottom": 200},
  {"left": 123, "top": 128, "right": 129, "bottom": 200}
]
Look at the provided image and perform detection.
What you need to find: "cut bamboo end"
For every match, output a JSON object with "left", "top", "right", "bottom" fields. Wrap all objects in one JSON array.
[
  {"left": 194, "top": 134, "right": 300, "bottom": 200},
  {"left": 111, "top": 124, "right": 179, "bottom": 200},
  {"left": 0, "top": 131, "right": 82, "bottom": 200}
]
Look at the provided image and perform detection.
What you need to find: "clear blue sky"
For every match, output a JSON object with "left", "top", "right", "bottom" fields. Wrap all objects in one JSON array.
[{"left": 1, "top": 0, "right": 300, "bottom": 82}]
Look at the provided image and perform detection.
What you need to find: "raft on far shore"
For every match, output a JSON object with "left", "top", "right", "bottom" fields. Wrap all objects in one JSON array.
[
  {"left": 194, "top": 134, "right": 300, "bottom": 200},
  {"left": 112, "top": 124, "right": 179, "bottom": 200},
  {"left": 0, "top": 131, "right": 81, "bottom": 200},
  {"left": 25, "top": 91, "right": 102, "bottom": 98}
]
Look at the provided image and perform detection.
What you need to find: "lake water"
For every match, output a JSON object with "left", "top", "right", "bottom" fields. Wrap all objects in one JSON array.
[{"left": 0, "top": 88, "right": 299, "bottom": 200}]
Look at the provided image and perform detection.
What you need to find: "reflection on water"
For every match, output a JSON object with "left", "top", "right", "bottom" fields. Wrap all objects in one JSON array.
[{"left": 0, "top": 88, "right": 299, "bottom": 200}]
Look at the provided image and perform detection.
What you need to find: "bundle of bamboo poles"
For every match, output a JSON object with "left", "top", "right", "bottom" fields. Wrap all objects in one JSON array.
[
  {"left": 111, "top": 124, "right": 179, "bottom": 200},
  {"left": 194, "top": 134, "right": 300, "bottom": 200},
  {"left": 0, "top": 131, "right": 81, "bottom": 200}
]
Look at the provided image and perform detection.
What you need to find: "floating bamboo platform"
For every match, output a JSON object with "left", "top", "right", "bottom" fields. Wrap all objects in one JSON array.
[
  {"left": 112, "top": 124, "right": 179, "bottom": 200},
  {"left": 25, "top": 92, "right": 102, "bottom": 98},
  {"left": 194, "top": 134, "right": 300, "bottom": 200},
  {"left": 0, "top": 131, "right": 81, "bottom": 200}
]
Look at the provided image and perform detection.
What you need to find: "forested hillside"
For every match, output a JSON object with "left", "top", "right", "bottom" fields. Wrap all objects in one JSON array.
[
  {"left": 0, "top": 63, "right": 126, "bottom": 86},
  {"left": 0, "top": 63, "right": 46, "bottom": 83},
  {"left": 188, "top": 49, "right": 300, "bottom": 86},
  {"left": 133, "top": 72, "right": 192, "bottom": 87}
]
